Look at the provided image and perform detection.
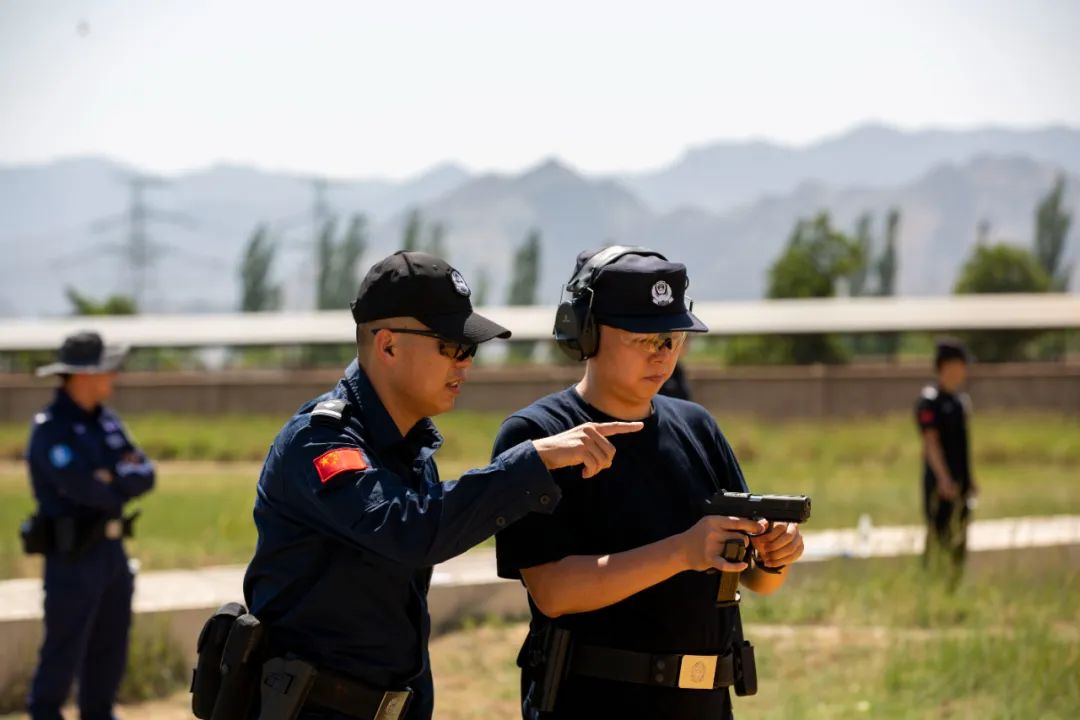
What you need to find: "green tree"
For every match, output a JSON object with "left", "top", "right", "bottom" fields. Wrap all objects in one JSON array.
[
  {"left": 426, "top": 222, "right": 447, "bottom": 259},
  {"left": 507, "top": 229, "right": 542, "bottom": 362},
  {"left": 65, "top": 287, "right": 137, "bottom": 315},
  {"left": 472, "top": 266, "right": 490, "bottom": 307},
  {"left": 954, "top": 242, "right": 1051, "bottom": 361},
  {"left": 315, "top": 218, "right": 338, "bottom": 310},
  {"left": 239, "top": 224, "right": 281, "bottom": 312},
  {"left": 767, "top": 212, "right": 864, "bottom": 300},
  {"left": 316, "top": 214, "right": 369, "bottom": 310},
  {"left": 850, "top": 213, "right": 873, "bottom": 297},
  {"left": 877, "top": 209, "right": 899, "bottom": 298},
  {"left": 874, "top": 208, "right": 901, "bottom": 358},
  {"left": 334, "top": 214, "right": 369, "bottom": 305},
  {"left": 1034, "top": 175, "right": 1072, "bottom": 291},
  {"left": 507, "top": 229, "right": 541, "bottom": 305},
  {"left": 738, "top": 212, "right": 863, "bottom": 365},
  {"left": 402, "top": 208, "right": 422, "bottom": 252}
]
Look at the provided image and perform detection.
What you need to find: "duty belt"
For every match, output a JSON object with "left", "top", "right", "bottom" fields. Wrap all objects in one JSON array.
[
  {"left": 570, "top": 644, "right": 735, "bottom": 691},
  {"left": 261, "top": 656, "right": 413, "bottom": 720},
  {"left": 306, "top": 669, "right": 412, "bottom": 720}
]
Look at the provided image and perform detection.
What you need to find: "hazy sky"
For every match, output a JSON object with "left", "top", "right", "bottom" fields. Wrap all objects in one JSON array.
[{"left": 2, "top": 0, "right": 1078, "bottom": 179}]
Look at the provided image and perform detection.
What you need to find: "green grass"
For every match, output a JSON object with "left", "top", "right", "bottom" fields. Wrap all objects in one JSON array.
[
  {"left": 738, "top": 619, "right": 1079, "bottom": 719},
  {"left": 734, "top": 549, "right": 1080, "bottom": 719},
  {"left": 0, "top": 615, "right": 189, "bottom": 715},
  {"left": 2, "top": 411, "right": 1077, "bottom": 578}
]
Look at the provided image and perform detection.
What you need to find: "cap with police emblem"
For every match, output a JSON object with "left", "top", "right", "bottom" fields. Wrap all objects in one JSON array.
[
  {"left": 570, "top": 248, "right": 708, "bottom": 333},
  {"left": 351, "top": 251, "right": 511, "bottom": 343},
  {"left": 36, "top": 331, "right": 128, "bottom": 377}
]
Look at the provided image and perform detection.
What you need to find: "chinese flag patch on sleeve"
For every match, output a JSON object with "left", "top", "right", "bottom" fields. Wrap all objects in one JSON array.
[
  {"left": 313, "top": 447, "right": 368, "bottom": 484},
  {"left": 919, "top": 408, "right": 935, "bottom": 425}
]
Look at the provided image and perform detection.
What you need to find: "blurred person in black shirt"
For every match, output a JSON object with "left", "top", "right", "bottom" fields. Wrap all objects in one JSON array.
[{"left": 915, "top": 338, "right": 977, "bottom": 584}]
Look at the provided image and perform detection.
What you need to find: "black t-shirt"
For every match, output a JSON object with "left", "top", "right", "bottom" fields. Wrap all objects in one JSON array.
[
  {"left": 494, "top": 387, "right": 749, "bottom": 719},
  {"left": 915, "top": 385, "right": 971, "bottom": 492}
]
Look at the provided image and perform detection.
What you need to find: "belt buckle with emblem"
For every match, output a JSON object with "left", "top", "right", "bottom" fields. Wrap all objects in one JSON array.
[
  {"left": 374, "top": 689, "right": 412, "bottom": 720},
  {"left": 677, "top": 654, "right": 717, "bottom": 690}
]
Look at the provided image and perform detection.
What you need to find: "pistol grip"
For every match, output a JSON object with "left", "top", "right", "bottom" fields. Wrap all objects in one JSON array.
[{"left": 715, "top": 538, "right": 748, "bottom": 607}]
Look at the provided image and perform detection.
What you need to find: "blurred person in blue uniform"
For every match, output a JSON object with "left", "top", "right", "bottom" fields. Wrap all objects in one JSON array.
[
  {"left": 23, "top": 331, "right": 155, "bottom": 720},
  {"left": 494, "top": 247, "right": 806, "bottom": 719},
  {"left": 241, "top": 251, "right": 640, "bottom": 720},
  {"left": 915, "top": 338, "right": 977, "bottom": 583}
]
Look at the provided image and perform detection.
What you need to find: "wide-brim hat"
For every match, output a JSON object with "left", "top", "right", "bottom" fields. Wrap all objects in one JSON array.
[{"left": 36, "top": 331, "right": 128, "bottom": 377}]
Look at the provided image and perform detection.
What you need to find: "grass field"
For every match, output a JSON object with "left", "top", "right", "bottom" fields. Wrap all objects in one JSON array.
[
  {"left": 2, "top": 410, "right": 1078, "bottom": 578},
  {"left": 3, "top": 551, "right": 1074, "bottom": 719}
]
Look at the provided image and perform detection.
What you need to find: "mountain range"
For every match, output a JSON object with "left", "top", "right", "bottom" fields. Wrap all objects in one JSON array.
[{"left": 1, "top": 124, "right": 1077, "bottom": 318}]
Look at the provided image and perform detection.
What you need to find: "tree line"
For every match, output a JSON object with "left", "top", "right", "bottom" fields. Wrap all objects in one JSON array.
[
  {"left": 57, "top": 175, "right": 1072, "bottom": 366},
  {"left": 743, "top": 174, "right": 1072, "bottom": 363}
]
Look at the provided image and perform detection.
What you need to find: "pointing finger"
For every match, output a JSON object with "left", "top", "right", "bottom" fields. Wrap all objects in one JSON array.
[
  {"left": 581, "top": 425, "right": 616, "bottom": 463},
  {"left": 594, "top": 421, "right": 645, "bottom": 437}
]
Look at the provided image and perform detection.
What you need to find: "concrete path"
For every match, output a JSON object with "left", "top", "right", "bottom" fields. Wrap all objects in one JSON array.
[{"left": 3, "top": 514, "right": 1078, "bottom": 624}]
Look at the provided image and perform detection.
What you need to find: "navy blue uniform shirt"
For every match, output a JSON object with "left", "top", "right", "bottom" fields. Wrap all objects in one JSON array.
[
  {"left": 915, "top": 385, "right": 971, "bottom": 492},
  {"left": 27, "top": 388, "right": 155, "bottom": 521},
  {"left": 243, "top": 360, "right": 560, "bottom": 719},
  {"left": 494, "top": 387, "right": 749, "bottom": 719}
]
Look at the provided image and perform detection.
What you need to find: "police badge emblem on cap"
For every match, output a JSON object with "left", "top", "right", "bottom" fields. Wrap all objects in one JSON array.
[
  {"left": 450, "top": 269, "right": 471, "bottom": 297},
  {"left": 651, "top": 280, "right": 673, "bottom": 307}
]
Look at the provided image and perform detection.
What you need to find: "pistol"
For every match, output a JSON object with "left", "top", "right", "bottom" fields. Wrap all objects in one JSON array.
[{"left": 702, "top": 491, "right": 812, "bottom": 606}]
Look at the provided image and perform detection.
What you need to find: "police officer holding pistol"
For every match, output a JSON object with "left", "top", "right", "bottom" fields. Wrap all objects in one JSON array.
[
  {"left": 225, "top": 252, "right": 641, "bottom": 720},
  {"left": 22, "top": 331, "right": 155, "bottom": 720},
  {"left": 493, "top": 247, "right": 806, "bottom": 719}
]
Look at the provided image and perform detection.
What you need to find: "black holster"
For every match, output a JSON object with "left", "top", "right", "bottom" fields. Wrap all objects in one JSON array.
[
  {"left": 39, "top": 511, "right": 138, "bottom": 558},
  {"left": 522, "top": 624, "right": 573, "bottom": 718},
  {"left": 731, "top": 611, "right": 757, "bottom": 697},
  {"left": 258, "top": 656, "right": 318, "bottom": 720},
  {"left": 210, "top": 612, "right": 266, "bottom": 720},
  {"left": 191, "top": 602, "right": 248, "bottom": 719},
  {"left": 19, "top": 514, "right": 53, "bottom": 555}
]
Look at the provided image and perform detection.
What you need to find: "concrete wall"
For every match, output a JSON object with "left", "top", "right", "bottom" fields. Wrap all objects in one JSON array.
[{"left": 1, "top": 363, "right": 1078, "bottom": 423}]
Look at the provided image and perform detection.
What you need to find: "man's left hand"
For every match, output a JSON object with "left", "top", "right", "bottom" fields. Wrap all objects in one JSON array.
[{"left": 749, "top": 522, "right": 804, "bottom": 568}]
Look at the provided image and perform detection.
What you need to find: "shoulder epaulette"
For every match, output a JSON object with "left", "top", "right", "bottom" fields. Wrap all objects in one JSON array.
[{"left": 311, "top": 399, "right": 350, "bottom": 428}]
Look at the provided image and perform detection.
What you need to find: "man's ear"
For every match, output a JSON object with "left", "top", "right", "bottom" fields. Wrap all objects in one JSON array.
[{"left": 372, "top": 329, "right": 396, "bottom": 364}]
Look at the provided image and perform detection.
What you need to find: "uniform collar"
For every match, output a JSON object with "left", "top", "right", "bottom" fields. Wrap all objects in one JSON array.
[
  {"left": 342, "top": 360, "right": 443, "bottom": 454},
  {"left": 52, "top": 387, "right": 102, "bottom": 422}
]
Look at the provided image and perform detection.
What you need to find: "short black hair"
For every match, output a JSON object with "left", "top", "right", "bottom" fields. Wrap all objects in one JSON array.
[{"left": 934, "top": 337, "right": 970, "bottom": 369}]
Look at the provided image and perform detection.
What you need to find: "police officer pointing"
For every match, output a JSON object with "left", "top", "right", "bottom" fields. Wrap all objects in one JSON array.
[
  {"left": 238, "top": 252, "right": 640, "bottom": 720},
  {"left": 23, "top": 331, "right": 155, "bottom": 720}
]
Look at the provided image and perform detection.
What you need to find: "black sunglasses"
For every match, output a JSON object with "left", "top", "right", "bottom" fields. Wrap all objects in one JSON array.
[{"left": 370, "top": 328, "right": 478, "bottom": 362}]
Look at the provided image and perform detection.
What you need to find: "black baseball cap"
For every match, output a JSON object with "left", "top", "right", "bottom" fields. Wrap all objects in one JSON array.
[
  {"left": 36, "top": 331, "right": 127, "bottom": 377},
  {"left": 351, "top": 251, "right": 511, "bottom": 343},
  {"left": 571, "top": 248, "right": 708, "bottom": 333}
]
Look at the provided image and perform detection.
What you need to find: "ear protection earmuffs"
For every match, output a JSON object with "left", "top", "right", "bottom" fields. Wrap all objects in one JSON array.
[{"left": 552, "top": 245, "right": 668, "bottom": 361}]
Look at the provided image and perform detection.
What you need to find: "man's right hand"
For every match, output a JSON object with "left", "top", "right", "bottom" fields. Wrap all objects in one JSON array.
[
  {"left": 937, "top": 479, "right": 960, "bottom": 502},
  {"left": 679, "top": 515, "right": 768, "bottom": 572},
  {"left": 532, "top": 421, "right": 644, "bottom": 478}
]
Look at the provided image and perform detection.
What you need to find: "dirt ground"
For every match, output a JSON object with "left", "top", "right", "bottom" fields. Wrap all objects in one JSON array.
[{"left": 67, "top": 623, "right": 529, "bottom": 720}]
